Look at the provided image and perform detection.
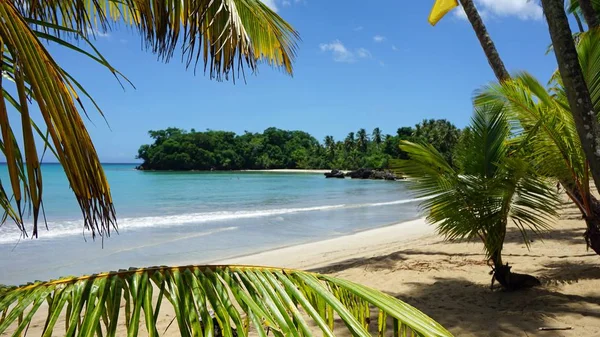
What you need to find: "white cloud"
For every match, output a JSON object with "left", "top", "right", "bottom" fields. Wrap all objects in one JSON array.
[
  {"left": 453, "top": 6, "right": 468, "bottom": 20},
  {"left": 391, "top": 45, "right": 398, "bottom": 51},
  {"left": 356, "top": 48, "right": 372, "bottom": 58},
  {"left": 454, "top": 0, "right": 542, "bottom": 21},
  {"left": 354, "top": 26, "right": 364, "bottom": 31},
  {"left": 282, "top": 0, "right": 291, "bottom": 6},
  {"left": 373, "top": 35, "right": 386, "bottom": 43},
  {"left": 320, "top": 40, "right": 354, "bottom": 63},
  {"left": 261, "top": 0, "right": 278, "bottom": 11},
  {"left": 319, "top": 41, "right": 373, "bottom": 63},
  {"left": 379, "top": 60, "right": 385, "bottom": 67}
]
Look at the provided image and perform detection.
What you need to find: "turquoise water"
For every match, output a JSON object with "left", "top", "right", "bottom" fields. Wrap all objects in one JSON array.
[{"left": 0, "top": 164, "right": 421, "bottom": 285}]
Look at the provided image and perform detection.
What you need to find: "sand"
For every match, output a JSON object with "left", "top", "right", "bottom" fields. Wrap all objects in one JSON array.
[
  {"left": 6, "top": 206, "right": 600, "bottom": 336},
  {"left": 221, "top": 217, "right": 600, "bottom": 336}
]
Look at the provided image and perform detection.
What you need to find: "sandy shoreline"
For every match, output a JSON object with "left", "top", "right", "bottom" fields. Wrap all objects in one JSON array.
[
  {"left": 7, "top": 206, "right": 600, "bottom": 336},
  {"left": 217, "top": 218, "right": 434, "bottom": 269}
]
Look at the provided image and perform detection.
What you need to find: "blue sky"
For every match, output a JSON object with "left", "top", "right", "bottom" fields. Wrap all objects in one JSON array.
[{"left": 46, "top": 0, "right": 560, "bottom": 162}]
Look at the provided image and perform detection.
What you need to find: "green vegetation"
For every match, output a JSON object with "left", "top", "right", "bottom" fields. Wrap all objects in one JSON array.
[
  {"left": 136, "top": 120, "right": 461, "bottom": 171},
  {"left": 395, "top": 105, "right": 559, "bottom": 289},
  {"left": 0, "top": 265, "right": 452, "bottom": 337}
]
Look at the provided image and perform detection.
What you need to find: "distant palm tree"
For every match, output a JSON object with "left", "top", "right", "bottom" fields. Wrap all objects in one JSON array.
[
  {"left": 397, "top": 104, "right": 557, "bottom": 290},
  {"left": 372, "top": 127, "right": 383, "bottom": 148},
  {"left": 344, "top": 132, "right": 356, "bottom": 152},
  {"left": 356, "top": 128, "right": 369, "bottom": 153},
  {"left": 324, "top": 135, "right": 336, "bottom": 160}
]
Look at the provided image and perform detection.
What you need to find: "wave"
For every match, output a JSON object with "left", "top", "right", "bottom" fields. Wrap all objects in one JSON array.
[{"left": 0, "top": 197, "right": 426, "bottom": 244}]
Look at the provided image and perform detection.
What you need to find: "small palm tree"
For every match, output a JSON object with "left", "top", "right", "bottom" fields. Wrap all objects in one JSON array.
[
  {"left": 476, "top": 29, "right": 600, "bottom": 255},
  {"left": 396, "top": 104, "right": 558, "bottom": 290}
]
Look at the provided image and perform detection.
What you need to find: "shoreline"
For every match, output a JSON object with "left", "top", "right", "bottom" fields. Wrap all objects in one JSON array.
[{"left": 214, "top": 217, "right": 434, "bottom": 270}]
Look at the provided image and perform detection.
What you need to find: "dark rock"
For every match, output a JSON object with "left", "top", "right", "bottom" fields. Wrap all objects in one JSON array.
[
  {"left": 345, "top": 168, "right": 373, "bottom": 179},
  {"left": 324, "top": 169, "right": 346, "bottom": 178},
  {"left": 345, "top": 169, "right": 398, "bottom": 180}
]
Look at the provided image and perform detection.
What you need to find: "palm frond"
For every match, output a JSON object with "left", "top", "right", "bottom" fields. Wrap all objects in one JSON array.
[
  {"left": 21, "top": 0, "right": 299, "bottom": 79},
  {"left": 0, "top": 0, "right": 115, "bottom": 239},
  {"left": 0, "top": 265, "right": 453, "bottom": 337},
  {"left": 396, "top": 104, "right": 557, "bottom": 259}
]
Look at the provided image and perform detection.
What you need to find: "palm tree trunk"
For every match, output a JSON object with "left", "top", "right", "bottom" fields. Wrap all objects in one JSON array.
[
  {"left": 542, "top": 0, "right": 600, "bottom": 197},
  {"left": 579, "top": 0, "right": 599, "bottom": 29},
  {"left": 561, "top": 182, "right": 600, "bottom": 254},
  {"left": 458, "top": 0, "right": 510, "bottom": 82}
]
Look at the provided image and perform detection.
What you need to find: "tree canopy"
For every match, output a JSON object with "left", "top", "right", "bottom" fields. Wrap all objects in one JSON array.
[{"left": 137, "top": 120, "right": 462, "bottom": 171}]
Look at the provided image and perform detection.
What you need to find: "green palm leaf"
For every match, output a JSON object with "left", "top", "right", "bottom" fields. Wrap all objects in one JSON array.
[
  {"left": 0, "top": 265, "right": 453, "bottom": 337},
  {"left": 393, "top": 104, "right": 558, "bottom": 262}
]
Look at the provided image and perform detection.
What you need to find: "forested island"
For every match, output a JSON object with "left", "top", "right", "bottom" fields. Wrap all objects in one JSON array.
[{"left": 136, "top": 119, "right": 461, "bottom": 171}]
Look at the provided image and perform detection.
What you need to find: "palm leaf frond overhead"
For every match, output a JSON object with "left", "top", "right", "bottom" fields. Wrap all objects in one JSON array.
[
  {"left": 20, "top": 0, "right": 299, "bottom": 79},
  {"left": 0, "top": 265, "right": 453, "bottom": 337},
  {"left": 0, "top": 0, "right": 300, "bottom": 241}
]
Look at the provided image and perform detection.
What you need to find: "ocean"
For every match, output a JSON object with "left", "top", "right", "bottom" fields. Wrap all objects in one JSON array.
[{"left": 0, "top": 164, "right": 422, "bottom": 285}]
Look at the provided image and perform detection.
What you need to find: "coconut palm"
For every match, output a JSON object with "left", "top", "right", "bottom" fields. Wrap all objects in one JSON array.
[
  {"left": 356, "top": 128, "right": 369, "bottom": 153},
  {"left": 477, "top": 73, "right": 600, "bottom": 254},
  {"left": 476, "top": 29, "right": 600, "bottom": 255},
  {"left": 372, "top": 127, "right": 382, "bottom": 148},
  {"left": 0, "top": 265, "right": 453, "bottom": 336},
  {"left": 324, "top": 135, "right": 336, "bottom": 161},
  {"left": 396, "top": 104, "right": 558, "bottom": 290},
  {"left": 541, "top": 0, "right": 600, "bottom": 198},
  {"left": 344, "top": 132, "right": 355, "bottom": 153}
]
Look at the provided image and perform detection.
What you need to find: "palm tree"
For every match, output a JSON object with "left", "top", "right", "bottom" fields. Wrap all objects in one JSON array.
[
  {"left": 356, "top": 128, "right": 369, "bottom": 153},
  {"left": 0, "top": 1, "right": 453, "bottom": 335},
  {"left": 396, "top": 104, "right": 558, "bottom": 290},
  {"left": 541, "top": 0, "right": 600, "bottom": 199},
  {"left": 476, "top": 29, "right": 600, "bottom": 255},
  {"left": 0, "top": 265, "right": 452, "bottom": 336},
  {"left": 372, "top": 127, "right": 382, "bottom": 148},
  {"left": 344, "top": 132, "right": 356, "bottom": 153},
  {"left": 477, "top": 73, "right": 600, "bottom": 254},
  {"left": 324, "top": 135, "right": 336, "bottom": 160},
  {"left": 457, "top": 0, "right": 510, "bottom": 82}
]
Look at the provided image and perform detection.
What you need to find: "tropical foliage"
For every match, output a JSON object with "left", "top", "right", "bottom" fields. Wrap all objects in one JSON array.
[
  {"left": 137, "top": 120, "right": 461, "bottom": 171},
  {"left": 394, "top": 104, "right": 558, "bottom": 289},
  {"left": 0, "top": 265, "right": 453, "bottom": 337},
  {"left": 475, "top": 29, "right": 600, "bottom": 255},
  {"left": 0, "top": 0, "right": 298, "bottom": 240}
]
